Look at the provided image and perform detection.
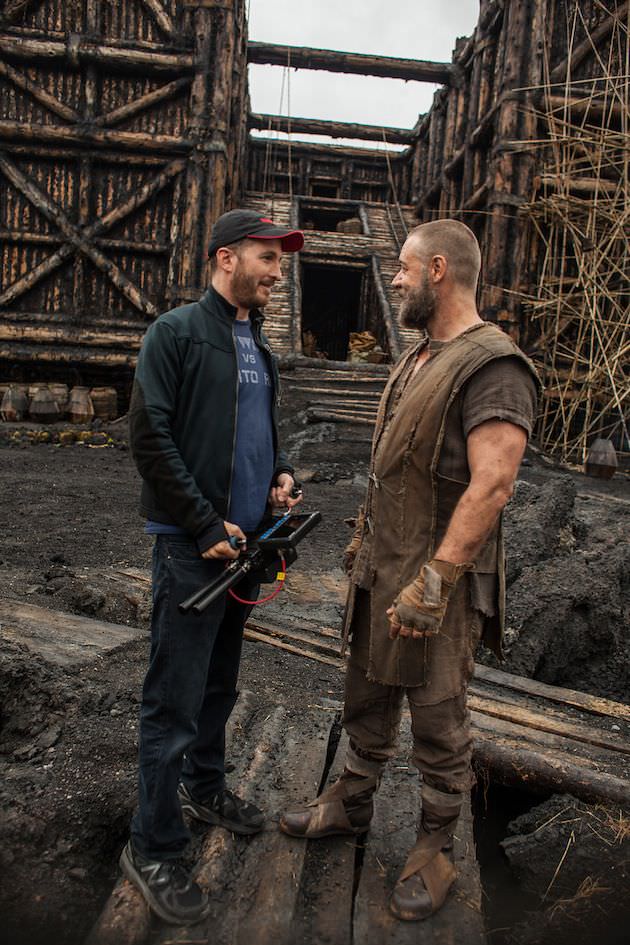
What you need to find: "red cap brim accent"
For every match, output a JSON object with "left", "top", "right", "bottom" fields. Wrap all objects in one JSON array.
[{"left": 246, "top": 230, "right": 304, "bottom": 252}]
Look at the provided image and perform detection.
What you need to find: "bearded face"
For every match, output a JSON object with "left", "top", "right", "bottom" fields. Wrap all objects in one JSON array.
[
  {"left": 231, "top": 264, "right": 265, "bottom": 310},
  {"left": 399, "top": 269, "right": 437, "bottom": 329}
]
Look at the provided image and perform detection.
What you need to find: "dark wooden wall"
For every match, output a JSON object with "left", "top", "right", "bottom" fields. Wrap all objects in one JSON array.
[
  {"left": 405, "top": 0, "right": 627, "bottom": 341},
  {"left": 0, "top": 0, "right": 248, "bottom": 380},
  {"left": 247, "top": 138, "right": 410, "bottom": 205}
]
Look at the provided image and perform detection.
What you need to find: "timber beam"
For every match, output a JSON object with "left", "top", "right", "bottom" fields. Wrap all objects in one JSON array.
[
  {"left": 247, "top": 41, "right": 452, "bottom": 85},
  {"left": 0, "top": 35, "right": 194, "bottom": 74},
  {"left": 249, "top": 112, "right": 415, "bottom": 145}
]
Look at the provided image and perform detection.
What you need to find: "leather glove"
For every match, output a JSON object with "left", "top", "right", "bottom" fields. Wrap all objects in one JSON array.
[
  {"left": 343, "top": 506, "right": 366, "bottom": 574},
  {"left": 387, "top": 558, "right": 473, "bottom": 639}
]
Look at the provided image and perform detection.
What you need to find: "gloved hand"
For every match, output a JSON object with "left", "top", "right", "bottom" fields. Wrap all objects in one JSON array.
[
  {"left": 343, "top": 507, "right": 366, "bottom": 574},
  {"left": 387, "top": 559, "right": 473, "bottom": 639}
]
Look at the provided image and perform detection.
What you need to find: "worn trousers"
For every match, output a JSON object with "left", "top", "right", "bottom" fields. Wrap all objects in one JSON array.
[
  {"left": 131, "top": 534, "right": 257, "bottom": 861},
  {"left": 342, "top": 589, "right": 482, "bottom": 795}
]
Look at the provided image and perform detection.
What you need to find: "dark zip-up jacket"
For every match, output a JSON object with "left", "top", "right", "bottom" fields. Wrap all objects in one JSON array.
[{"left": 129, "top": 286, "right": 293, "bottom": 552}]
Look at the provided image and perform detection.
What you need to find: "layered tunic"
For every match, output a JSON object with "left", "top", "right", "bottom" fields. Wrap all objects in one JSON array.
[{"left": 343, "top": 322, "right": 540, "bottom": 691}]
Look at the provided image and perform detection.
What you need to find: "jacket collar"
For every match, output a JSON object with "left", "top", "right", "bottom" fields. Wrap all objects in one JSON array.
[{"left": 199, "top": 285, "right": 265, "bottom": 327}]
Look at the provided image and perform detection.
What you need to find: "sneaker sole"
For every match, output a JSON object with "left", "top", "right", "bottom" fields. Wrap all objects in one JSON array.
[
  {"left": 179, "top": 796, "right": 264, "bottom": 836},
  {"left": 119, "top": 843, "right": 210, "bottom": 927}
]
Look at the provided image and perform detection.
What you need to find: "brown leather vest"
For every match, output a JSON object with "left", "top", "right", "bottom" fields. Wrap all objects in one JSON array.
[{"left": 344, "top": 322, "right": 539, "bottom": 687}]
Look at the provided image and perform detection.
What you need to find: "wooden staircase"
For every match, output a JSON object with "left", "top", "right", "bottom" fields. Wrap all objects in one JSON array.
[
  {"left": 280, "top": 360, "right": 388, "bottom": 426},
  {"left": 242, "top": 192, "right": 420, "bottom": 361}
]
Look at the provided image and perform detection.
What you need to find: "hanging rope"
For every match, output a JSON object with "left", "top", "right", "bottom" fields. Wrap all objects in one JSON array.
[
  {"left": 286, "top": 45, "right": 293, "bottom": 204},
  {"left": 262, "top": 64, "right": 289, "bottom": 214},
  {"left": 382, "top": 128, "right": 409, "bottom": 250}
]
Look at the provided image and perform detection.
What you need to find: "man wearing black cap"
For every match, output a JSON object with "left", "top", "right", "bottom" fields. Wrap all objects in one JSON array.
[{"left": 122, "top": 210, "right": 304, "bottom": 925}]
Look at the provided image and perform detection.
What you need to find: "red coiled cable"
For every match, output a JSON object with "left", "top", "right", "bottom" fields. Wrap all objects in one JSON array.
[{"left": 227, "top": 553, "right": 286, "bottom": 606}]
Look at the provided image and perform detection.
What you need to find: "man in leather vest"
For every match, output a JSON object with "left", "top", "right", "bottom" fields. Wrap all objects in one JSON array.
[{"left": 280, "top": 220, "right": 539, "bottom": 921}]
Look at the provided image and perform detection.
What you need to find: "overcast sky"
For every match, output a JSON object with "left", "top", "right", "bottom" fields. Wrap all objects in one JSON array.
[{"left": 247, "top": 0, "right": 480, "bottom": 147}]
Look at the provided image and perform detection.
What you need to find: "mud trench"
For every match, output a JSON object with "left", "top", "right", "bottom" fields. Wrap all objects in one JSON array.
[{"left": 0, "top": 403, "right": 628, "bottom": 945}]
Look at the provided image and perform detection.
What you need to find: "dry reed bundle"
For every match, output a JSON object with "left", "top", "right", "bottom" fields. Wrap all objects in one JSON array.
[{"left": 518, "top": 0, "right": 629, "bottom": 464}]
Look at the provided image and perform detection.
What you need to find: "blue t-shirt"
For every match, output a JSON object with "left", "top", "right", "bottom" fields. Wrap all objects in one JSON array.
[
  {"left": 228, "top": 319, "right": 275, "bottom": 532},
  {"left": 146, "top": 318, "right": 274, "bottom": 538}
]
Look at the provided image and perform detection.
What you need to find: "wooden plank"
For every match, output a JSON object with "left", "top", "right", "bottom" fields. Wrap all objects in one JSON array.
[
  {"left": 193, "top": 710, "right": 334, "bottom": 945},
  {"left": 354, "top": 721, "right": 485, "bottom": 944},
  {"left": 243, "top": 628, "right": 343, "bottom": 669},
  {"left": 472, "top": 663, "right": 630, "bottom": 723},
  {"left": 468, "top": 692, "right": 630, "bottom": 757},
  {"left": 89, "top": 691, "right": 259, "bottom": 945},
  {"left": 303, "top": 729, "right": 356, "bottom": 945},
  {"left": 0, "top": 599, "right": 145, "bottom": 667}
]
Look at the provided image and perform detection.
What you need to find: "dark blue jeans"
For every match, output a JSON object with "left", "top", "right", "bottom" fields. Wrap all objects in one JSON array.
[{"left": 131, "top": 535, "right": 258, "bottom": 860}]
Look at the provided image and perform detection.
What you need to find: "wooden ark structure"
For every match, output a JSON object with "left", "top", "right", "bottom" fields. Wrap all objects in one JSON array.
[{"left": 0, "top": 0, "right": 628, "bottom": 461}]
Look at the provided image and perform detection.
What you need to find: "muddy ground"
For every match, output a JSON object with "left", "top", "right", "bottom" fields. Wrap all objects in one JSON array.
[{"left": 0, "top": 401, "right": 628, "bottom": 945}]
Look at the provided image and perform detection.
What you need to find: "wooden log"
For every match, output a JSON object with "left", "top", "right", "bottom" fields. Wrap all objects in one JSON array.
[
  {"left": 249, "top": 136, "right": 393, "bottom": 162},
  {"left": 84, "top": 880, "right": 149, "bottom": 945},
  {"left": 0, "top": 35, "right": 194, "bottom": 73},
  {"left": 141, "top": 0, "right": 176, "bottom": 39},
  {"left": 247, "top": 41, "right": 452, "bottom": 84},
  {"left": 94, "top": 77, "right": 191, "bottom": 128},
  {"left": 249, "top": 112, "right": 415, "bottom": 145},
  {"left": 1, "top": 143, "right": 170, "bottom": 165},
  {"left": 371, "top": 255, "right": 402, "bottom": 361},
  {"left": 0, "top": 344, "right": 138, "bottom": 366},
  {"left": 0, "top": 59, "right": 80, "bottom": 123},
  {"left": 0, "top": 119, "right": 195, "bottom": 153},
  {"left": 473, "top": 734, "right": 630, "bottom": 808},
  {"left": 545, "top": 94, "right": 625, "bottom": 124},
  {"left": 537, "top": 175, "right": 620, "bottom": 196},
  {"left": 0, "top": 324, "right": 143, "bottom": 349},
  {"left": 92, "top": 690, "right": 259, "bottom": 945},
  {"left": 550, "top": 2, "right": 630, "bottom": 83},
  {"left": 307, "top": 409, "right": 376, "bottom": 426},
  {"left": 280, "top": 353, "right": 390, "bottom": 374},
  {"left": 289, "top": 199, "right": 302, "bottom": 353}
]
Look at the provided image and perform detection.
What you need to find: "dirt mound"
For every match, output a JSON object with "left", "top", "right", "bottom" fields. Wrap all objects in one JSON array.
[
  {"left": 501, "top": 794, "right": 630, "bottom": 945},
  {"left": 485, "top": 474, "right": 630, "bottom": 701},
  {"left": 0, "top": 639, "right": 79, "bottom": 753}
]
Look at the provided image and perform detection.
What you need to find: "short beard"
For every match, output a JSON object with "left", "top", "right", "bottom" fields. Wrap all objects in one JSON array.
[
  {"left": 231, "top": 266, "right": 263, "bottom": 310},
  {"left": 399, "top": 271, "right": 436, "bottom": 330}
]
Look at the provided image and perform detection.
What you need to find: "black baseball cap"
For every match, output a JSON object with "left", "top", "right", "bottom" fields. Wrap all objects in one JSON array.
[{"left": 208, "top": 209, "right": 304, "bottom": 257}]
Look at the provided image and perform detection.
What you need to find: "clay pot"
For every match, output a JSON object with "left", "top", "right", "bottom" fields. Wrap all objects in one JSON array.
[
  {"left": 1, "top": 386, "right": 29, "bottom": 421},
  {"left": 29, "top": 386, "right": 61, "bottom": 424},
  {"left": 89, "top": 387, "right": 118, "bottom": 421},
  {"left": 68, "top": 387, "right": 94, "bottom": 424},
  {"left": 585, "top": 438, "right": 618, "bottom": 480},
  {"left": 48, "top": 383, "right": 69, "bottom": 416}
]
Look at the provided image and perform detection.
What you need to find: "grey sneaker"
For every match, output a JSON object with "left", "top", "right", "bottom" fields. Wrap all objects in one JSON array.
[
  {"left": 119, "top": 840, "right": 209, "bottom": 926},
  {"left": 178, "top": 783, "right": 264, "bottom": 836}
]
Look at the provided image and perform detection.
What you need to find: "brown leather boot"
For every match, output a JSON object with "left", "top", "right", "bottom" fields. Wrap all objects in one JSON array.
[
  {"left": 279, "top": 769, "right": 378, "bottom": 839},
  {"left": 389, "top": 786, "right": 462, "bottom": 922}
]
